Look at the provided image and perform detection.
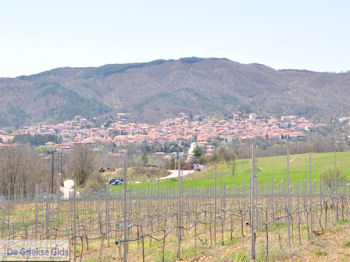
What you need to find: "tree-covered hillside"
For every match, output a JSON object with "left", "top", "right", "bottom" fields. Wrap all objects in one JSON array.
[{"left": 0, "top": 57, "right": 349, "bottom": 128}]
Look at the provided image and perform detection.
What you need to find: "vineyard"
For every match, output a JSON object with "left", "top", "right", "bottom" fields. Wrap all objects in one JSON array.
[{"left": 1, "top": 150, "right": 350, "bottom": 261}]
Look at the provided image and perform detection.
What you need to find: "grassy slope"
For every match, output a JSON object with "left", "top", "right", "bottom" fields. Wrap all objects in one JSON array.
[{"left": 125, "top": 151, "right": 350, "bottom": 190}]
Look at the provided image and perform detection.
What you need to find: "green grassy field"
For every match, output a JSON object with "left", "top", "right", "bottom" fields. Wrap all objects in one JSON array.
[{"left": 110, "top": 151, "right": 350, "bottom": 190}]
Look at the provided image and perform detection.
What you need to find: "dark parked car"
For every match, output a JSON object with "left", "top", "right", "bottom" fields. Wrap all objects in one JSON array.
[
  {"left": 108, "top": 178, "right": 117, "bottom": 184},
  {"left": 109, "top": 177, "right": 124, "bottom": 185},
  {"left": 144, "top": 164, "right": 158, "bottom": 168}
]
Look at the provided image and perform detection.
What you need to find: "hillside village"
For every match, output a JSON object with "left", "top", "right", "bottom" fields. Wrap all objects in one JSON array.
[{"left": 0, "top": 112, "right": 328, "bottom": 156}]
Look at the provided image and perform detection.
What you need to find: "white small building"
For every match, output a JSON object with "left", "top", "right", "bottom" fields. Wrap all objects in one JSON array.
[
  {"left": 186, "top": 142, "right": 198, "bottom": 162},
  {"left": 59, "top": 180, "right": 80, "bottom": 200},
  {"left": 249, "top": 113, "right": 257, "bottom": 120}
]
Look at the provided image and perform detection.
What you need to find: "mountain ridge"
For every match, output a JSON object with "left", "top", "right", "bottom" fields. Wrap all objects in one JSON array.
[{"left": 0, "top": 57, "right": 349, "bottom": 128}]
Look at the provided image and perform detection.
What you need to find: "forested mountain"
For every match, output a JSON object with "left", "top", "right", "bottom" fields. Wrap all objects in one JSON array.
[{"left": 0, "top": 57, "right": 349, "bottom": 128}]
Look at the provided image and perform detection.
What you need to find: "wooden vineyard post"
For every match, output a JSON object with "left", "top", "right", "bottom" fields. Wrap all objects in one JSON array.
[
  {"left": 240, "top": 210, "right": 243, "bottom": 238},
  {"left": 73, "top": 178, "right": 77, "bottom": 262},
  {"left": 287, "top": 146, "right": 291, "bottom": 247},
  {"left": 177, "top": 163, "right": 181, "bottom": 260},
  {"left": 214, "top": 163, "right": 217, "bottom": 248},
  {"left": 35, "top": 184, "right": 38, "bottom": 240},
  {"left": 335, "top": 151, "right": 339, "bottom": 222},
  {"left": 123, "top": 158, "right": 128, "bottom": 262},
  {"left": 147, "top": 184, "right": 151, "bottom": 247},
  {"left": 45, "top": 190, "right": 49, "bottom": 239},
  {"left": 309, "top": 152, "right": 313, "bottom": 239},
  {"left": 141, "top": 226, "right": 145, "bottom": 262},
  {"left": 222, "top": 184, "right": 226, "bottom": 246},
  {"left": 265, "top": 210, "right": 269, "bottom": 259},
  {"left": 195, "top": 181, "right": 198, "bottom": 251},
  {"left": 319, "top": 180, "right": 323, "bottom": 231},
  {"left": 106, "top": 189, "right": 109, "bottom": 246},
  {"left": 250, "top": 144, "right": 256, "bottom": 261}
]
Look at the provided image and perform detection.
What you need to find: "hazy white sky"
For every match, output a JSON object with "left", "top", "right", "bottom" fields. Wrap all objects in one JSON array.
[{"left": 1, "top": 0, "right": 349, "bottom": 77}]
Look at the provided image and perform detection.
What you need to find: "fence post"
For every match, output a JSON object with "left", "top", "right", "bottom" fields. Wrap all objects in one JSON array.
[
  {"left": 177, "top": 163, "right": 181, "bottom": 260},
  {"left": 45, "top": 190, "right": 50, "bottom": 239},
  {"left": 335, "top": 151, "right": 339, "bottom": 222},
  {"left": 158, "top": 177, "right": 160, "bottom": 227},
  {"left": 214, "top": 163, "right": 217, "bottom": 248},
  {"left": 181, "top": 169, "right": 184, "bottom": 236},
  {"left": 309, "top": 152, "right": 313, "bottom": 239},
  {"left": 123, "top": 158, "right": 128, "bottom": 262},
  {"left": 57, "top": 189, "right": 60, "bottom": 222},
  {"left": 195, "top": 181, "right": 198, "bottom": 251},
  {"left": 251, "top": 144, "right": 255, "bottom": 261},
  {"left": 287, "top": 146, "right": 291, "bottom": 247},
  {"left": 35, "top": 184, "right": 38, "bottom": 240},
  {"left": 222, "top": 184, "right": 226, "bottom": 246},
  {"left": 1, "top": 197, "right": 3, "bottom": 238},
  {"left": 272, "top": 177, "right": 275, "bottom": 219},
  {"left": 73, "top": 178, "right": 77, "bottom": 262},
  {"left": 106, "top": 187, "right": 110, "bottom": 246}
]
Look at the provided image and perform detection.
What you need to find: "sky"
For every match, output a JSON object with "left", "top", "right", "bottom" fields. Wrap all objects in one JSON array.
[{"left": 1, "top": 0, "right": 350, "bottom": 77}]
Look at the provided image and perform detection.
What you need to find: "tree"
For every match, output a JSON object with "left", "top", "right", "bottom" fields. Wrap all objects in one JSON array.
[
  {"left": 217, "top": 146, "right": 236, "bottom": 175},
  {"left": 170, "top": 157, "right": 176, "bottom": 170},
  {"left": 13, "top": 134, "right": 61, "bottom": 146},
  {"left": 193, "top": 146, "right": 202, "bottom": 160},
  {"left": 68, "top": 145, "right": 96, "bottom": 186},
  {"left": 0, "top": 146, "right": 47, "bottom": 198},
  {"left": 321, "top": 168, "right": 348, "bottom": 190},
  {"left": 210, "top": 152, "right": 219, "bottom": 163},
  {"left": 142, "top": 152, "right": 149, "bottom": 166}
]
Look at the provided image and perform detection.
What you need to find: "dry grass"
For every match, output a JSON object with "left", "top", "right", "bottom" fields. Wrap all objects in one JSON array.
[
  {"left": 3, "top": 192, "right": 350, "bottom": 262},
  {"left": 78, "top": 219, "right": 350, "bottom": 262}
]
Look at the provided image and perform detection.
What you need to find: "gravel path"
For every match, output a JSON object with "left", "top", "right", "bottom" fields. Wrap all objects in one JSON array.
[{"left": 158, "top": 170, "right": 195, "bottom": 180}]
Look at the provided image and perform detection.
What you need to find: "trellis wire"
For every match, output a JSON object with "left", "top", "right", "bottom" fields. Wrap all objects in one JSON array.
[{"left": 0, "top": 150, "right": 348, "bottom": 261}]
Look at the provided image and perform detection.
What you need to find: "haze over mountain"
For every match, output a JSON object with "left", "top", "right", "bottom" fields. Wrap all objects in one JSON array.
[{"left": 0, "top": 57, "right": 349, "bottom": 128}]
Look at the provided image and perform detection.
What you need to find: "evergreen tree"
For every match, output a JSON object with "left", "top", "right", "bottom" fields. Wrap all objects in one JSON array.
[{"left": 142, "top": 152, "right": 148, "bottom": 165}]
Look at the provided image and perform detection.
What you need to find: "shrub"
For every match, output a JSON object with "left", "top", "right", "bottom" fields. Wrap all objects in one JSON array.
[
  {"left": 321, "top": 168, "right": 348, "bottom": 190},
  {"left": 85, "top": 172, "right": 105, "bottom": 191}
]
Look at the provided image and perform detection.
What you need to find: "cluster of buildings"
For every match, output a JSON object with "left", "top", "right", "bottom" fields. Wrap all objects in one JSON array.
[
  {"left": 0, "top": 112, "right": 323, "bottom": 153},
  {"left": 339, "top": 117, "right": 350, "bottom": 124}
]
